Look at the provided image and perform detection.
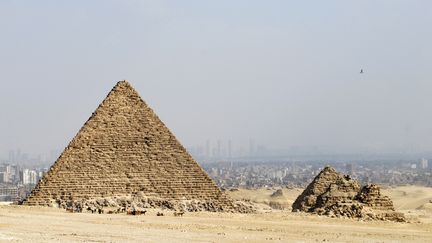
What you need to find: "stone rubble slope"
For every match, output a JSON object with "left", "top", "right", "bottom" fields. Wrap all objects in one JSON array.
[
  {"left": 292, "top": 166, "right": 405, "bottom": 222},
  {"left": 56, "top": 192, "right": 255, "bottom": 214}
]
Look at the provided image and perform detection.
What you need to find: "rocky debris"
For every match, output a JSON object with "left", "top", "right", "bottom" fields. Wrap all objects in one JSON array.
[
  {"left": 268, "top": 201, "right": 290, "bottom": 210},
  {"left": 292, "top": 166, "right": 405, "bottom": 222},
  {"left": 233, "top": 200, "right": 257, "bottom": 213},
  {"left": 173, "top": 211, "right": 184, "bottom": 217},
  {"left": 357, "top": 184, "right": 394, "bottom": 210},
  {"left": 270, "top": 189, "right": 284, "bottom": 198},
  {"left": 54, "top": 191, "right": 256, "bottom": 214}
]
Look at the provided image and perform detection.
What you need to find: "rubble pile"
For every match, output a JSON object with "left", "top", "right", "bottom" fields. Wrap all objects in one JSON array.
[
  {"left": 54, "top": 191, "right": 256, "bottom": 214},
  {"left": 270, "top": 189, "right": 284, "bottom": 198},
  {"left": 292, "top": 166, "right": 405, "bottom": 222}
]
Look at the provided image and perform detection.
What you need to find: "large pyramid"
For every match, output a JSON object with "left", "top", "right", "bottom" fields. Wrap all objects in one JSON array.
[{"left": 24, "top": 81, "right": 233, "bottom": 211}]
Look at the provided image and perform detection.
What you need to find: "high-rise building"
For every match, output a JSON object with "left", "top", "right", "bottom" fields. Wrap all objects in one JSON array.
[
  {"left": 22, "top": 169, "right": 37, "bottom": 185},
  {"left": 205, "top": 140, "right": 210, "bottom": 158},
  {"left": 21, "top": 169, "right": 29, "bottom": 184},
  {"left": 0, "top": 172, "right": 8, "bottom": 183},
  {"left": 228, "top": 140, "right": 232, "bottom": 158},
  {"left": 9, "top": 165, "right": 19, "bottom": 183},
  {"left": 0, "top": 165, "right": 12, "bottom": 183},
  {"left": 249, "top": 139, "right": 255, "bottom": 156},
  {"left": 0, "top": 185, "right": 18, "bottom": 202},
  {"left": 0, "top": 164, "right": 11, "bottom": 173},
  {"left": 217, "top": 140, "right": 222, "bottom": 157},
  {"left": 346, "top": 163, "right": 354, "bottom": 175},
  {"left": 420, "top": 158, "right": 428, "bottom": 169},
  {"left": 29, "top": 170, "right": 38, "bottom": 184},
  {"left": 8, "top": 150, "right": 15, "bottom": 163},
  {"left": 8, "top": 149, "right": 22, "bottom": 164}
]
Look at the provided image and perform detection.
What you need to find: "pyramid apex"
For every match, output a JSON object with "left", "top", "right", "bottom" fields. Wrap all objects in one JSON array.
[
  {"left": 114, "top": 80, "right": 131, "bottom": 87},
  {"left": 321, "top": 166, "right": 336, "bottom": 173},
  {"left": 110, "top": 80, "right": 137, "bottom": 93}
]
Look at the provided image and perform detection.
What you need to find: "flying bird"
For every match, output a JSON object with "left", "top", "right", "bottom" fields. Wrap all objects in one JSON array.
[{"left": 360, "top": 69, "right": 364, "bottom": 74}]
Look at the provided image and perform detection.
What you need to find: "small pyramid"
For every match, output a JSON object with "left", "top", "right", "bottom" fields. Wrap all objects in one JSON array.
[
  {"left": 292, "top": 166, "right": 344, "bottom": 212},
  {"left": 292, "top": 166, "right": 405, "bottom": 222},
  {"left": 24, "top": 81, "right": 234, "bottom": 211}
]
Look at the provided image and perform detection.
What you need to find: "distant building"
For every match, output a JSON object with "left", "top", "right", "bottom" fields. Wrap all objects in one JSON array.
[
  {"left": 420, "top": 158, "right": 428, "bottom": 169},
  {"left": 228, "top": 140, "right": 232, "bottom": 158},
  {"left": 346, "top": 163, "right": 354, "bottom": 175},
  {"left": 0, "top": 165, "right": 4, "bottom": 173},
  {"left": 29, "top": 170, "right": 38, "bottom": 184},
  {"left": 0, "top": 165, "right": 21, "bottom": 183},
  {"left": 249, "top": 139, "right": 255, "bottom": 156},
  {"left": 0, "top": 185, "right": 18, "bottom": 202},
  {"left": 217, "top": 140, "right": 222, "bottom": 157},
  {"left": 0, "top": 172, "right": 10, "bottom": 183},
  {"left": 21, "top": 169, "right": 29, "bottom": 184},
  {"left": 205, "top": 140, "right": 210, "bottom": 158},
  {"left": 21, "top": 169, "right": 38, "bottom": 185}
]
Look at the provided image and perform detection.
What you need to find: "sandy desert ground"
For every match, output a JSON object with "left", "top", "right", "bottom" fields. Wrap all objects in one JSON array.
[{"left": 0, "top": 186, "right": 431, "bottom": 243}]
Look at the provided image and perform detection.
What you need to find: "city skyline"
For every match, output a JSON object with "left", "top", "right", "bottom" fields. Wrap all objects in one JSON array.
[{"left": 3, "top": 138, "right": 432, "bottom": 167}]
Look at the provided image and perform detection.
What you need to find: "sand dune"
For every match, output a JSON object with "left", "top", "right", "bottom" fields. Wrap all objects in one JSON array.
[
  {"left": 382, "top": 186, "right": 432, "bottom": 210},
  {"left": 227, "top": 187, "right": 302, "bottom": 210}
]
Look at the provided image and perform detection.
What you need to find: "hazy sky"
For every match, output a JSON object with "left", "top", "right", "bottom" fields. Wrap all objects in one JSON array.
[{"left": 0, "top": 0, "right": 431, "bottom": 157}]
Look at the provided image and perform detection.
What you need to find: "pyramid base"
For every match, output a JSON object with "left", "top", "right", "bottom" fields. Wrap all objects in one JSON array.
[{"left": 23, "top": 192, "right": 256, "bottom": 214}]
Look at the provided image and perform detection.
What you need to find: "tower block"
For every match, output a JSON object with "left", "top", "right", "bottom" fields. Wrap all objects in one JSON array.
[{"left": 25, "top": 81, "right": 233, "bottom": 211}]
